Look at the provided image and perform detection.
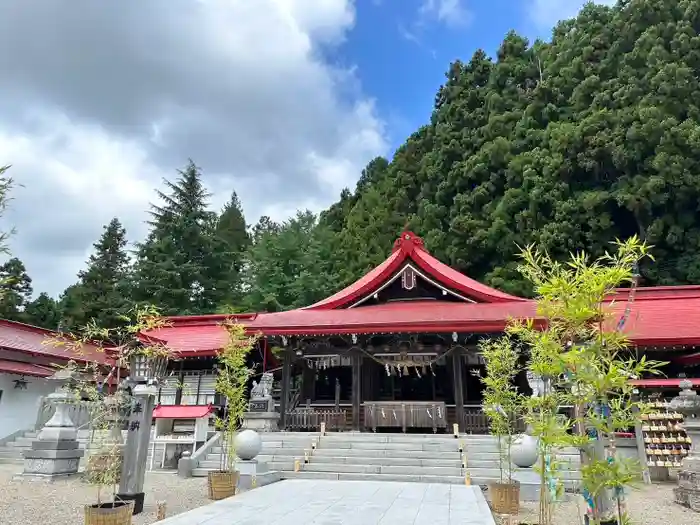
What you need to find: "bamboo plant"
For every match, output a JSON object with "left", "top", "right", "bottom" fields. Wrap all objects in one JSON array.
[
  {"left": 480, "top": 336, "right": 522, "bottom": 485},
  {"left": 508, "top": 237, "right": 665, "bottom": 525},
  {"left": 213, "top": 321, "right": 257, "bottom": 474}
]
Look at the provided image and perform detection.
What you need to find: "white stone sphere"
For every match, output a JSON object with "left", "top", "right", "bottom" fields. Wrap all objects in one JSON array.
[
  {"left": 511, "top": 433, "right": 539, "bottom": 468},
  {"left": 234, "top": 429, "right": 262, "bottom": 460}
]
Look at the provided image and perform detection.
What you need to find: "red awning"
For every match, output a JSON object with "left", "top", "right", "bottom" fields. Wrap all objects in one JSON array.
[
  {"left": 152, "top": 404, "right": 215, "bottom": 419},
  {"left": 0, "top": 359, "right": 55, "bottom": 377},
  {"left": 630, "top": 378, "right": 700, "bottom": 388}
]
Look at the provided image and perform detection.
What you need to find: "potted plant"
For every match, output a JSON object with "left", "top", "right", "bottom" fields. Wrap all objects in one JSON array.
[
  {"left": 480, "top": 336, "right": 523, "bottom": 516},
  {"left": 47, "top": 305, "right": 171, "bottom": 524},
  {"left": 508, "top": 237, "right": 664, "bottom": 525},
  {"left": 207, "top": 321, "right": 257, "bottom": 500}
]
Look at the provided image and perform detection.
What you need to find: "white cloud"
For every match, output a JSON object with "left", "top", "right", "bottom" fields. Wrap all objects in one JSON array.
[
  {"left": 529, "top": 0, "right": 617, "bottom": 30},
  {"left": 0, "top": 0, "right": 388, "bottom": 297},
  {"left": 419, "top": 0, "right": 471, "bottom": 28}
]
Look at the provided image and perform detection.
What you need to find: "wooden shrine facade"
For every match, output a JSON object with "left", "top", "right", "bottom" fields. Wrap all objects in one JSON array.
[
  {"left": 142, "top": 232, "right": 700, "bottom": 434},
  {"left": 270, "top": 331, "right": 513, "bottom": 433}
]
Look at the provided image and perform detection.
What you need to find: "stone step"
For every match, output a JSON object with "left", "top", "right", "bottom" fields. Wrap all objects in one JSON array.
[
  {"left": 308, "top": 455, "right": 463, "bottom": 468},
  {"left": 316, "top": 441, "right": 460, "bottom": 452},
  {"left": 316, "top": 447, "right": 462, "bottom": 459},
  {"left": 202, "top": 454, "right": 295, "bottom": 465},
  {"left": 320, "top": 433, "right": 468, "bottom": 443},
  {"left": 302, "top": 462, "right": 465, "bottom": 477},
  {"left": 198, "top": 460, "right": 295, "bottom": 471},
  {"left": 284, "top": 470, "right": 466, "bottom": 485},
  {"left": 465, "top": 467, "right": 582, "bottom": 481},
  {"left": 209, "top": 446, "right": 309, "bottom": 456}
]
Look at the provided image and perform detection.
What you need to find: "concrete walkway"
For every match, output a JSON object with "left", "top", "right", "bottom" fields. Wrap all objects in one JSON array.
[{"left": 158, "top": 479, "right": 496, "bottom": 524}]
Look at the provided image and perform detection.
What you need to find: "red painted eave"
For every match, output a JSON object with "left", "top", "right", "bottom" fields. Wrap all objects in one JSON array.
[
  {"left": 163, "top": 313, "right": 257, "bottom": 327},
  {"left": 0, "top": 359, "right": 55, "bottom": 378},
  {"left": 152, "top": 404, "right": 215, "bottom": 419},
  {"left": 245, "top": 295, "right": 700, "bottom": 346}
]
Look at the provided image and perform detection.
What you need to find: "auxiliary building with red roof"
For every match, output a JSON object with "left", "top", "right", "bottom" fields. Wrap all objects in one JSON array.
[
  {"left": 0, "top": 320, "right": 111, "bottom": 439},
  {"left": 142, "top": 232, "right": 700, "bottom": 434}
]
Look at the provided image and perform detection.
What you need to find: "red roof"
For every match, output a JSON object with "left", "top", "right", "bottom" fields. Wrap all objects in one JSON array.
[
  {"left": 307, "top": 231, "right": 524, "bottom": 309},
  {"left": 250, "top": 300, "right": 538, "bottom": 335},
  {"left": 152, "top": 232, "right": 700, "bottom": 352},
  {"left": 144, "top": 325, "right": 232, "bottom": 356},
  {"left": 0, "top": 320, "right": 112, "bottom": 365},
  {"left": 244, "top": 295, "right": 700, "bottom": 346},
  {"left": 152, "top": 404, "right": 215, "bottom": 419},
  {"left": 0, "top": 358, "right": 55, "bottom": 377}
]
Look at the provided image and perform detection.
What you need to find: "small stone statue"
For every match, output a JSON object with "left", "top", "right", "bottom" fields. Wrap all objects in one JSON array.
[
  {"left": 251, "top": 372, "right": 273, "bottom": 399},
  {"left": 526, "top": 371, "right": 546, "bottom": 397}
]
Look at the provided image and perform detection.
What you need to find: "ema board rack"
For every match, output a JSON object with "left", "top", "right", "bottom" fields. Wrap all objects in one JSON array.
[{"left": 640, "top": 400, "right": 692, "bottom": 469}]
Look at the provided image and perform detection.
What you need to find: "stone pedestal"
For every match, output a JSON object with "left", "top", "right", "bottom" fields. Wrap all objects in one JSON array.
[
  {"left": 669, "top": 380, "right": 700, "bottom": 512},
  {"left": 236, "top": 459, "right": 281, "bottom": 489},
  {"left": 20, "top": 390, "right": 84, "bottom": 480},
  {"left": 241, "top": 396, "right": 279, "bottom": 432}
]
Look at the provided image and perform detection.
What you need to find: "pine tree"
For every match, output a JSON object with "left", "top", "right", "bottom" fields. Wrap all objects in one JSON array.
[
  {"left": 133, "top": 160, "right": 227, "bottom": 314},
  {"left": 215, "top": 191, "right": 251, "bottom": 309},
  {"left": 24, "top": 292, "right": 61, "bottom": 330},
  {"left": 60, "top": 218, "right": 132, "bottom": 330},
  {"left": 0, "top": 257, "right": 33, "bottom": 321},
  {"left": 242, "top": 211, "right": 340, "bottom": 312}
]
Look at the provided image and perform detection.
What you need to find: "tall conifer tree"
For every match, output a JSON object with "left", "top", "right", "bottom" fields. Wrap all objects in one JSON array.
[
  {"left": 0, "top": 257, "right": 33, "bottom": 321},
  {"left": 133, "top": 160, "right": 227, "bottom": 314},
  {"left": 60, "top": 218, "right": 132, "bottom": 330}
]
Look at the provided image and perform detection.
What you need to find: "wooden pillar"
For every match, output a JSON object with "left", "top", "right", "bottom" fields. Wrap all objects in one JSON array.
[
  {"left": 279, "top": 349, "right": 293, "bottom": 429},
  {"left": 174, "top": 360, "right": 185, "bottom": 405},
  {"left": 452, "top": 348, "right": 465, "bottom": 432},
  {"left": 301, "top": 361, "right": 315, "bottom": 403},
  {"left": 352, "top": 353, "right": 362, "bottom": 430}
]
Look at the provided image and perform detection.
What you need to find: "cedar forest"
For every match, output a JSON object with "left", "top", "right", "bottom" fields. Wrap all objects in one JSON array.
[{"left": 2, "top": 0, "right": 700, "bottom": 331}]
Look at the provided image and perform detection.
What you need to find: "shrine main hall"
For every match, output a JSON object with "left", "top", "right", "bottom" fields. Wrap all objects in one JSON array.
[{"left": 143, "top": 232, "right": 700, "bottom": 434}]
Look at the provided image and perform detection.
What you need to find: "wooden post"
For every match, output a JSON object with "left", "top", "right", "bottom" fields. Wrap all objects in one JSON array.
[
  {"left": 174, "top": 360, "right": 185, "bottom": 405},
  {"left": 452, "top": 348, "right": 465, "bottom": 433},
  {"left": 352, "top": 353, "right": 362, "bottom": 430},
  {"left": 334, "top": 378, "right": 341, "bottom": 409},
  {"left": 301, "top": 360, "right": 315, "bottom": 402},
  {"left": 279, "top": 349, "right": 292, "bottom": 430}
]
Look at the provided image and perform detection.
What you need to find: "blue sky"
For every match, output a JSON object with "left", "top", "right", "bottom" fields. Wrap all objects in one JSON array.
[{"left": 334, "top": 0, "right": 597, "bottom": 150}]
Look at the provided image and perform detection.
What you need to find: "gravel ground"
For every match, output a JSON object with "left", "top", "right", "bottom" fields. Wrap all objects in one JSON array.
[
  {"left": 1, "top": 463, "right": 697, "bottom": 525},
  {"left": 0, "top": 463, "right": 211, "bottom": 525},
  {"left": 494, "top": 484, "right": 698, "bottom": 524}
]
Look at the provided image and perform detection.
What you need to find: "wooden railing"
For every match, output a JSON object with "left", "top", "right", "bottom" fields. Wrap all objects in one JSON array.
[
  {"left": 463, "top": 405, "right": 490, "bottom": 434},
  {"left": 286, "top": 407, "right": 347, "bottom": 431},
  {"left": 364, "top": 401, "right": 447, "bottom": 433}
]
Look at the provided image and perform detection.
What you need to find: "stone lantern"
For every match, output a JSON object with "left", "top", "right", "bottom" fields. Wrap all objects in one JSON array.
[
  {"left": 668, "top": 379, "right": 700, "bottom": 511},
  {"left": 20, "top": 367, "right": 85, "bottom": 479}
]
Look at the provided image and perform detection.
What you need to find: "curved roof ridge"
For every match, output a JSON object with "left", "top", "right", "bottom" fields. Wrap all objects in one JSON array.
[{"left": 305, "top": 231, "right": 525, "bottom": 310}]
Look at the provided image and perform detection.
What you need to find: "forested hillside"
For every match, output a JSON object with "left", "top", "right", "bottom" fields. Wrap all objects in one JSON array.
[
  {"left": 3, "top": 0, "right": 700, "bottom": 329},
  {"left": 322, "top": 0, "right": 700, "bottom": 296}
]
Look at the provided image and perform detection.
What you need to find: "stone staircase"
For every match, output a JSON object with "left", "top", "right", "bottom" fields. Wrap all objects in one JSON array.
[
  {"left": 192, "top": 431, "right": 582, "bottom": 500},
  {"left": 0, "top": 429, "right": 161, "bottom": 468},
  {"left": 192, "top": 431, "right": 317, "bottom": 477}
]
